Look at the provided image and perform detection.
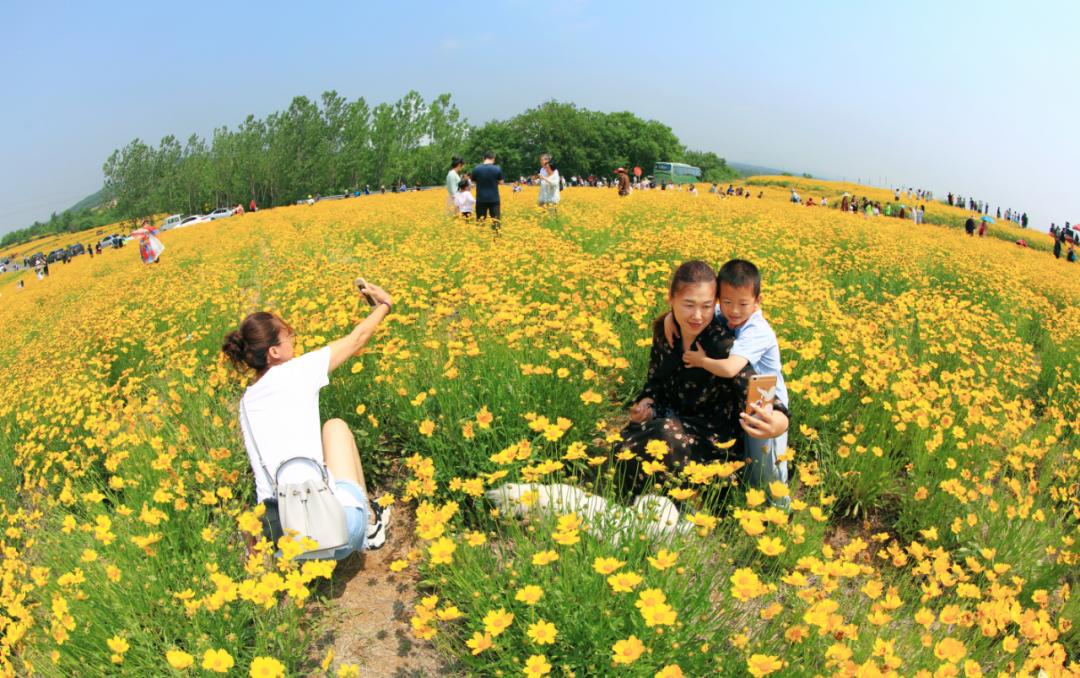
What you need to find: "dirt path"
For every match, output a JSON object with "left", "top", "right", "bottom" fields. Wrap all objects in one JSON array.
[{"left": 319, "top": 507, "right": 451, "bottom": 678}]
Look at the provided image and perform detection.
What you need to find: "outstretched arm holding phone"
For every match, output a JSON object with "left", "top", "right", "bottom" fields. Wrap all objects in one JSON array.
[{"left": 327, "top": 280, "right": 393, "bottom": 373}]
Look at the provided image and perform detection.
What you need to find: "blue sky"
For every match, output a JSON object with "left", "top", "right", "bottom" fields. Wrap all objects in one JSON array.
[{"left": 3, "top": 0, "right": 1078, "bottom": 234}]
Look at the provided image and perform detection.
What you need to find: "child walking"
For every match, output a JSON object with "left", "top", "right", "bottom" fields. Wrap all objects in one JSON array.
[{"left": 453, "top": 179, "right": 475, "bottom": 219}]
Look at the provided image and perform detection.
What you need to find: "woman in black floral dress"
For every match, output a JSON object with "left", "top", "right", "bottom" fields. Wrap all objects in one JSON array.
[{"left": 616, "top": 261, "right": 789, "bottom": 494}]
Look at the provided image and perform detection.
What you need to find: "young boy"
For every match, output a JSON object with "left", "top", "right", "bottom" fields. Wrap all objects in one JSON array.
[
  {"left": 453, "top": 179, "right": 475, "bottom": 218},
  {"left": 665, "top": 259, "right": 791, "bottom": 507}
]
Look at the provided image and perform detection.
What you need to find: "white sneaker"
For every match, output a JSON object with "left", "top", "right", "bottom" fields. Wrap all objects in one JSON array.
[{"left": 365, "top": 505, "right": 390, "bottom": 550}]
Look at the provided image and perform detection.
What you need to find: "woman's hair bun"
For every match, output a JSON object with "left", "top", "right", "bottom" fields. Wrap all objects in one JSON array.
[
  {"left": 221, "top": 330, "right": 247, "bottom": 366},
  {"left": 222, "top": 312, "right": 291, "bottom": 371}
]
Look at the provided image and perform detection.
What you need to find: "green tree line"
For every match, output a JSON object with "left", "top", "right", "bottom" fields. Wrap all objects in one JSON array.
[{"left": 5, "top": 93, "right": 737, "bottom": 248}]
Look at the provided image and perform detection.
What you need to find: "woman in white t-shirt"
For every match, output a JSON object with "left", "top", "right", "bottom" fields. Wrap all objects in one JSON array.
[
  {"left": 222, "top": 281, "right": 393, "bottom": 558},
  {"left": 536, "top": 153, "right": 560, "bottom": 212}
]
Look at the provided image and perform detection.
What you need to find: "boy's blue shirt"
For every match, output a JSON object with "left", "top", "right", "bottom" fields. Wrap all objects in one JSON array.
[{"left": 716, "top": 306, "right": 789, "bottom": 407}]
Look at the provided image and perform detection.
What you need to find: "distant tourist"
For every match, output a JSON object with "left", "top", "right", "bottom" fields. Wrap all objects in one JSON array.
[
  {"left": 965, "top": 216, "right": 976, "bottom": 236},
  {"left": 536, "top": 154, "right": 561, "bottom": 211},
  {"left": 471, "top": 151, "right": 503, "bottom": 234},
  {"left": 250, "top": 198, "right": 258, "bottom": 212},
  {"left": 446, "top": 156, "right": 465, "bottom": 215},
  {"left": 615, "top": 168, "right": 631, "bottom": 196}
]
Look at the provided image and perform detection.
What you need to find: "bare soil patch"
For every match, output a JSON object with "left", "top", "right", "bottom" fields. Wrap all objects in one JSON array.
[{"left": 315, "top": 507, "right": 453, "bottom": 678}]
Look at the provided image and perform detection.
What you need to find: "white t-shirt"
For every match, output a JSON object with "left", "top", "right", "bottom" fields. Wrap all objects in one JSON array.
[
  {"left": 454, "top": 190, "right": 476, "bottom": 213},
  {"left": 239, "top": 346, "right": 363, "bottom": 509}
]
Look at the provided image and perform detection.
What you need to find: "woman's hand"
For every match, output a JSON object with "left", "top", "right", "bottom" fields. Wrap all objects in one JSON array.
[
  {"left": 629, "top": 398, "right": 655, "bottom": 423},
  {"left": 683, "top": 343, "right": 706, "bottom": 368},
  {"left": 740, "top": 401, "right": 789, "bottom": 439},
  {"left": 362, "top": 282, "right": 393, "bottom": 308}
]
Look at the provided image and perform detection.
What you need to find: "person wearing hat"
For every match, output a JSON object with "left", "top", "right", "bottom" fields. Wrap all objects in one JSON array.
[{"left": 615, "top": 168, "right": 631, "bottom": 196}]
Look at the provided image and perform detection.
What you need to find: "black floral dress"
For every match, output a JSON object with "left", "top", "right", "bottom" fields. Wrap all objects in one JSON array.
[{"left": 614, "top": 315, "right": 787, "bottom": 494}]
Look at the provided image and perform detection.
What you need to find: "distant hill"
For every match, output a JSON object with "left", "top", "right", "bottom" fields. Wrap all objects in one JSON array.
[
  {"left": 728, "top": 161, "right": 794, "bottom": 177},
  {"left": 67, "top": 187, "right": 108, "bottom": 213}
]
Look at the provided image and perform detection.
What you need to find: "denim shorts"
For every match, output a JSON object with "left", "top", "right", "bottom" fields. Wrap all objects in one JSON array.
[{"left": 330, "top": 480, "right": 369, "bottom": 559}]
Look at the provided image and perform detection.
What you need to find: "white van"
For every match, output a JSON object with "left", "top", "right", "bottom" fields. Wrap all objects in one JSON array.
[{"left": 161, "top": 214, "right": 184, "bottom": 231}]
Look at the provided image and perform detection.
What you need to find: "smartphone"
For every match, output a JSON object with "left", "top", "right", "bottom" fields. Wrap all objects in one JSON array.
[
  {"left": 745, "top": 374, "right": 778, "bottom": 415},
  {"left": 354, "top": 277, "right": 376, "bottom": 307}
]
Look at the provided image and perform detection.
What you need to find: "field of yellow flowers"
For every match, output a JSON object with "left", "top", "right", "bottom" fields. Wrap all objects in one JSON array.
[{"left": 0, "top": 180, "right": 1077, "bottom": 677}]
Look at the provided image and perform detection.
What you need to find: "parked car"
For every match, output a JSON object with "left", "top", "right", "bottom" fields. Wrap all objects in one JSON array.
[
  {"left": 205, "top": 208, "right": 234, "bottom": 221},
  {"left": 46, "top": 249, "right": 68, "bottom": 263},
  {"left": 67, "top": 243, "right": 86, "bottom": 256},
  {"left": 99, "top": 235, "right": 123, "bottom": 249},
  {"left": 175, "top": 214, "right": 211, "bottom": 229},
  {"left": 161, "top": 214, "right": 184, "bottom": 231}
]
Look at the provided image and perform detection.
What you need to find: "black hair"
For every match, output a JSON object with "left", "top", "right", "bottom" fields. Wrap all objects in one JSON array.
[
  {"left": 718, "top": 259, "right": 761, "bottom": 296},
  {"left": 450, "top": 156, "right": 464, "bottom": 169},
  {"left": 483, "top": 151, "right": 496, "bottom": 160},
  {"left": 458, "top": 179, "right": 470, "bottom": 191},
  {"left": 222, "top": 312, "right": 293, "bottom": 373}
]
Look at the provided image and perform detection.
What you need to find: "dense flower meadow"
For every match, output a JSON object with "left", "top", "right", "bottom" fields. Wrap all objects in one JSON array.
[{"left": 0, "top": 178, "right": 1076, "bottom": 676}]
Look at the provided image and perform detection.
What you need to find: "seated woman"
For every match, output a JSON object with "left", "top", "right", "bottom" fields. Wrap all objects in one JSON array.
[
  {"left": 222, "top": 281, "right": 393, "bottom": 559},
  {"left": 617, "top": 261, "right": 789, "bottom": 497}
]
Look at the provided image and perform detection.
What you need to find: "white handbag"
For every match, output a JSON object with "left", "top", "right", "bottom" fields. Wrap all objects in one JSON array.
[{"left": 241, "top": 401, "right": 349, "bottom": 559}]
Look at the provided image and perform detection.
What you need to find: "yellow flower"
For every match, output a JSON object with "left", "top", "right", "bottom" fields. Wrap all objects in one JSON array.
[
  {"left": 465, "top": 530, "right": 487, "bottom": 547},
  {"left": 768, "top": 481, "right": 789, "bottom": 498},
  {"left": 527, "top": 620, "right": 558, "bottom": 645},
  {"left": 611, "top": 635, "right": 645, "bottom": 665},
  {"left": 418, "top": 419, "right": 436, "bottom": 436},
  {"left": 645, "top": 439, "right": 669, "bottom": 459},
  {"left": 523, "top": 654, "right": 552, "bottom": 676},
  {"left": 580, "top": 389, "right": 602, "bottom": 404},
  {"left": 647, "top": 548, "right": 678, "bottom": 570},
  {"left": 436, "top": 606, "right": 463, "bottom": 621},
  {"left": 756, "top": 535, "right": 786, "bottom": 556},
  {"left": 515, "top": 584, "right": 544, "bottom": 605},
  {"left": 249, "top": 656, "right": 286, "bottom": 678},
  {"left": 482, "top": 608, "right": 514, "bottom": 637},
  {"left": 375, "top": 492, "right": 395, "bottom": 508},
  {"left": 655, "top": 665, "right": 685, "bottom": 678},
  {"left": 466, "top": 632, "right": 493, "bottom": 655},
  {"left": 607, "top": 571, "right": 643, "bottom": 592},
  {"left": 166, "top": 649, "right": 194, "bottom": 669},
  {"left": 427, "top": 537, "right": 456, "bottom": 565},
  {"left": 934, "top": 637, "right": 967, "bottom": 663},
  {"left": 668, "top": 487, "right": 696, "bottom": 501},
  {"left": 106, "top": 635, "right": 129, "bottom": 654},
  {"left": 593, "top": 556, "right": 625, "bottom": 575},
  {"left": 730, "top": 568, "right": 768, "bottom": 602},
  {"left": 532, "top": 550, "right": 559, "bottom": 565},
  {"left": 747, "top": 654, "right": 783, "bottom": 677},
  {"left": 476, "top": 406, "right": 494, "bottom": 429},
  {"left": 746, "top": 488, "right": 767, "bottom": 507},
  {"left": 202, "top": 648, "right": 235, "bottom": 673}
]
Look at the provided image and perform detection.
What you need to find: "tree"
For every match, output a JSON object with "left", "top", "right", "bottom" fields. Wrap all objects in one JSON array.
[
  {"left": 681, "top": 149, "right": 737, "bottom": 183},
  {"left": 90, "top": 92, "right": 728, "bottom": 226}
]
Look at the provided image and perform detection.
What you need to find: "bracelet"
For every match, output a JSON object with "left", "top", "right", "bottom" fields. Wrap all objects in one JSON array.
[{"left": 376, "top": 300, "right": 392, "bottom": 312}]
